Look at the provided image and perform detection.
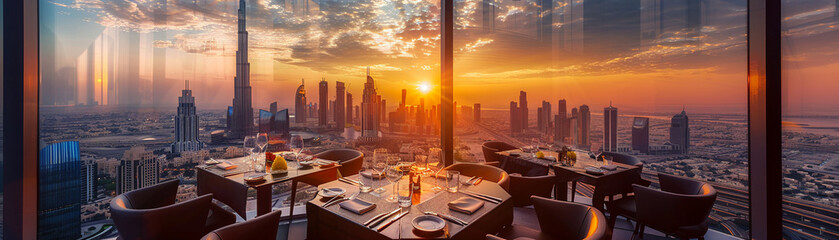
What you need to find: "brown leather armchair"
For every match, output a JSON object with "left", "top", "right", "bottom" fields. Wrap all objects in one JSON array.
[
  {"left": 486, "top": 196, "right": 608, "bottom": 240},
  {"left": 508, "top": 174, "right": 555, "bottom": 207},
  {"left": 110, "top": 179, "right": 236, "bottom": 240},
  {"left": 482, "top": 141, "right": 518, "bottom": 167},
  {"left": 607, "top": 173, "right": 717, "bottom": 239},
  {"left": 571, "top": 152, "right": 650, "bottom": 203},
  {"left": 297, "top": 148, "right": 364, "bottom": 187},
  {"left": 444, "top": 162, "right": 510, "bottom": 191},
  {"left": 201, "top": 209, "right": 283, "bottom": 240}
]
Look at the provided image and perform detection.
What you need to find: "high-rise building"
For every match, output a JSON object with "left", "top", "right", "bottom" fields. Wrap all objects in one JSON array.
[
  {"left": 270, "top": 102, "right": 278, "bottom": 116},
  {"left": 318, "top": 79, "right": 328, "bottom": 126},
  {"left": 519, "top": 91, "right": 528, "bottom": 130},
  {"left": 38, "top": 141, "right": 82, "bottom": 240},
  {"left": 380, "top": 98, "right": 387, "bottom": 124},
  {"left": 510, "top": 101, "right": 522, "bottom": 134},
  {"left": 570, "top": 108, "right": 579, "bottom": 146},
  {"left": 555, "top": 99, "right": 568, "bottom": 144},
  {"left": 276, "top": 109, "right": 291, "bottom": 137},
  {"left": 295, "top": 79, "right": 307, "bottom": 123},
  {"left": 361, "top": 67, "right": 380, "bottom": 139},
  {"left": 670, "top": 110, "right": 690, "bottom": 154},
  {"left": 346, "top": 92, "right": 354, "bottom": 125},
  {"left": 117, "top": 146, "right": 160, "bottom": 194},
  {"left": 173, "top": 80, "right": 202, "bottom": 153},
  {"left": 335, "top": 81, "right": 346, "bottom": 129},
  {"left": 81, "top": 159, "right": 97, "bottom": 203},
  {"left": 259, "top": 109, "right": 273, "bottom": 133},
  {"left": 230, "top": 0, "right": 255, "bottom": 138},
  {"left": 603, "top": 103, "right": 618, "bottom": 152},
  {"left": 578, "top": 105, "right": 591, "bottom": 148},
  {"left": 474, "top": 103, "right": 481, "bottom": 122},
  {"left": 632, "top": 117, "right": 650, "bottom": 154},
  {"left": 537, "top": 107, "right": 543, "bottom": 131},
  {"left": 540, "top": 101, "right": 552, "bottom": 134}
]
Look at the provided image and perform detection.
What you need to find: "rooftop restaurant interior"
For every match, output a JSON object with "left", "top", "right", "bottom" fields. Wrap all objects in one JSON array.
[{"left": 3, "top": 0, "right": 838, "bottom": 239}]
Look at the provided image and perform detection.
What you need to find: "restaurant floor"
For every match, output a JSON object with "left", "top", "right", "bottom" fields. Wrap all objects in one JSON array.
[{"left": 273, "top": 194, "right": 741, "bottom": 240}]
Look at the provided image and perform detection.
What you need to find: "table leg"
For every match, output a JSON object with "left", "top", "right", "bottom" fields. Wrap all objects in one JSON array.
[
  {"left": 555, "top": 180, "right": 569, "bottom": 201},
  {"left": 591, "top": 186, "right": 606, "bottom": 213},
  {"left": 257, "top": 186, "right": 272, "bottom": 217},
  {"left": 288, "top": 180, "right": 298, "bottom": 224}
]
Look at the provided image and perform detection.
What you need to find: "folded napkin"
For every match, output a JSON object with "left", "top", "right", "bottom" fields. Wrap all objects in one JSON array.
[
  {"left": 215, "top": 160, "right": 237, "bottom": 170},
  {"left": 600, "top": 164, "right": 618, "bottom": 171},
  {"left": 339, "top": 198, "right": 376, "bottom": 214},
  {"left": 448, "top": 197, "right": 485, "bottom": 215},
  {"left": 361, "top": 171, "right": 385, "bottom": 179}
]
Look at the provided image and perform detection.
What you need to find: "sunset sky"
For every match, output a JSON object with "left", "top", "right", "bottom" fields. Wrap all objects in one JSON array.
[{"left": 38, "top": 0, "right": 839, "bottom": 115}]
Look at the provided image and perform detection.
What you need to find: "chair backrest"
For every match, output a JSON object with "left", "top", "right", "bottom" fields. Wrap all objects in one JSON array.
[
  {"left": 601, "top": 152, "right": 643, "bottom": 169},
  {"left": 531, "top": 196, "right": 607, "bottom": 240},
  {"left": 633, "top": 174, "right": 717, "bottom": 234},
  {"left": 481, "top": 141, "right": 518, "bottom": 164},
  {"left": 201, "top": 210, "right": 283, "bottom": 240},
  {"left": 111, "top": 179, "right": 212, "bottom": 240},
  {"left": 508, "top": 174, "right": 555, "bottom": 207},
  {"left": 444, "top": 163, "right": 510, "bottom": 191},
  {"left": 315, "top": 149, "right": 364, "bottom": 176}
]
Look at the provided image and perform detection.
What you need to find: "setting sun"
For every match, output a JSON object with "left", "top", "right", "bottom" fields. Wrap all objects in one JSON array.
[{"left": 418, "top": 82, "right": 431, "bottom": 94}]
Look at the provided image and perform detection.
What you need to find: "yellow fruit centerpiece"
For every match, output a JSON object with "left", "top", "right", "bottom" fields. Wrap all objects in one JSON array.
[
  {"left": 271, "top": 155, "right": 288, "bottom": 171},
  {"left": 535, "top": 151, "right": 545, "bottom": 159}
]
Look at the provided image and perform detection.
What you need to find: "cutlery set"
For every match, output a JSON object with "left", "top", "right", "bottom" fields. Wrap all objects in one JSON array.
[
  {"left": 322, "top": 192, "right": 358, "bottom": 208},
  {"left": 364, "top": 208, "right": 406, "bottom": 232}
]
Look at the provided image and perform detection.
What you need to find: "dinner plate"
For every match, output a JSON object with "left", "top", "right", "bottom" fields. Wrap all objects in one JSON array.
[
  {"left": 243, "top": 173, "right": 266, "bottom": 183},
  {"left": 299, "top": 160, "right": 315, "bottom": 168},
  {"left": 584, "top": 166, "right": 605, "bottom": 175},
  {"left": 318, "top": 187, "right": 346, "bottom": 198},
  {"left": 412, "top": 215, "right": 446, "bottom": 233}
]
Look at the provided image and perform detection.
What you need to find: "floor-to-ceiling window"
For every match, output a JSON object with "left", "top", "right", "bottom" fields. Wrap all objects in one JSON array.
[
  {"left": 781, "top": 0, "right": 839, "bottom": 239},
  {"left": 453, "top": 0, "right": 750, "bottom": 238},
  {"left": 37, "top": 0, "right": 440, "bottom": 238},
  {"left": 1, "top": 1, "right": 5, "bottom": 238}
]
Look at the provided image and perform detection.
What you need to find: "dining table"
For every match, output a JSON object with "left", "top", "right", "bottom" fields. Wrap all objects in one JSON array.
[
  {"left": 496, "top": 149, "right": 641, "bottom": 212},
  {"left": 306, "top": 173, "right": 513, "bottom": 240},
  {"left": 196, "top": 153, "right": 342, "bottom": 219}
]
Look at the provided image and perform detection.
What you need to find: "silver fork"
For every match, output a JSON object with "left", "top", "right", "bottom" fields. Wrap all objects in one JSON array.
[{"left": 324, "top": 192, "right": 358, "bottom": 208}]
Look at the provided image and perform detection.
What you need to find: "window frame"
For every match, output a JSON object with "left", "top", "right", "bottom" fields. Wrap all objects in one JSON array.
[{"left": 2, "top": 0, "right": 786, "bottom": 239}]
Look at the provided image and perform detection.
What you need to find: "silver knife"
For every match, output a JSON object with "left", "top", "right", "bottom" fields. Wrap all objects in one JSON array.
[
  {"left": 462, "top": 190, "right": 503, "bottom": 202},
  {"left": 461, "top": 191, "right": 501, "bottom": 204},
  {"left": 338, "top": 178, "right": 360, "bottom": 186},
  {"left": 364, "top": 208, "right": 401, "bottom": 227},
  {"left": 376, "top": 211, "right": 410, "bottom": 232},
  {"left": 425, "top": 211, "right": 467, "bottom": 225}
]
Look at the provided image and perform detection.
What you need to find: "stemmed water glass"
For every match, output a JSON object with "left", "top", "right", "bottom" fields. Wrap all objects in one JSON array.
[
  {"left": 372, "top": 149, "right": 389, "bottom": 194},
  {"left": 428, "top": 148, "right": 445, "bottom": 192},
  {"left": 384, "top": 156, "right": 403, "bottom": 203},
  {"left": 289, "top": 135, "right": 304, "bottom": 174},
  {"left": 243, "top": 136, "right": 258, "bottom": 176},
  {"left": 256, "top": 133, "right": 269, "bottom": 171}
]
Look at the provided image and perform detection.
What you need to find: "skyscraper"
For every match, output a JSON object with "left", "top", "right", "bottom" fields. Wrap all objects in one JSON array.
[
  {"left": 520, "top": 91, "right": 528, "bottom": 130},
  {"left": 81, "top": 159, "right": 97, "bottom": 203},
  {"left": 361, "top": 67, "right": 380, "bottom": 139},
  {"left": 603, "top": 103, "right": 618, "bottom": 152},
  {"left": 295, "top": 79, "right": 307, "bottom": 123},
  {"left": 335, "top": 81, "right": 346, "bottom": 129},
  {"left": 474, "top": 103, "right": 481, "bottom": 122},
  {"left": 632, "top": 117, "right": 650, "bottom": 154},
  {"left": 578, "top": 105, "right": 591, "bottom": 148},
  {"left": 346, "top": 92, "right": 354, "bottom": 124},
  {"left": 510, "top": 101, "right": 521, "bottom": 134},
  {"left": 570, "top": 107, "right": 579, "bottom": 146},
  {"left": 319, "top": 79, "right": 328, "bottom": 126},
  {"left": 173, "top": 80, "right": 201, "bottom": 153},
  {"left": 670, "top": 110, "right": 690, "bottom": 154},
  {"left": 555, "top": 99, "right": 568, "bottom": 144},
  {"left": 537, "top": 107, "right": 543, "bottom": 131},
  {"left": 230, "top": 0, "right": 254, "bottom": 138},
  {"left": 541, "top": 101, "right": 552, "bottom": 134},
  {"left": 117, "top": 146, "right": 160, "bottom": 194},
  {"left": 38, "top": 141, "right": 82, "bottom": 240}
]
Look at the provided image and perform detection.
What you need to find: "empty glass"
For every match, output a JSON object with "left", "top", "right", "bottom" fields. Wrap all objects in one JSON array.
[
  {"left": 397, "top": 179, "right": 412, "bottom": 207},
  {"left": 445, "top": 170, "right": 460, "bottom": 193},
  {"left": 372, "top": 149, "right": 388, "bottom": 194},
  {"left": 243, "top": 136, "right": 257, "bottom": 172},
  {"left": 359, "top": 169, "right": 375, "bottom": 193},
  {"left": 289, "top": 135, "right": 304, "bottom": 173},
  {"left": 385, "top": 156, "right": 402, "bottom": 202}
]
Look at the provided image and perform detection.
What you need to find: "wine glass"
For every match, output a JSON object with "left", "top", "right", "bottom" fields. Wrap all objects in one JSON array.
[
  {"left": 243, "top": 136, "right": 257, "bottom": 173},
  {"left": 257, "top": 133, "right": 269, "bottom": 153},
  {"left": 372, "top": 149, "right": 389, "bottom": 194},
  {"left": 289, "top": 135, "right": 304, "bottom": 174},
  {"left": 427, "top": 148, "right": 444, "bottom": 192},
  {"left": 384, "top": 156, "right": 403, "bottom": 202}
]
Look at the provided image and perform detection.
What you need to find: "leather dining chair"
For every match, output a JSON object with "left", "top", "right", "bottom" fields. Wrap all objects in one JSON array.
[
  {"left": 508, "top": 174, "right": 555, "bottom": 207},
  {"left": 486, "top": 196, "right": 608, "bottom": 240},
  {"left": 110, "top": 179, "right": 236, "bottom": 240},
  {"left": 297, "top": 148, "right": 364, "bottom": 187},
  {"left": 444, "top": 162, "right": 510, "bottom": 191},
  {"left": 482, "top": 141, "right": 519, "bottom": 167},
  {"left": 606, "top": 173, "right": 717, "bottom": 240},
  {"left": 570, "top": 152, "right": 650, "bottom": 203},
  {"left": 201, "top": 209, "right": 283, "bottom": 240}
]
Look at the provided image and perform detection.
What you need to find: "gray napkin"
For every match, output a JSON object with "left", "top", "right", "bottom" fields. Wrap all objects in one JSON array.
[
  {"left": 339, "top": 198, "right": 376, "bottom": 215},
  {"left": 448, "top": 197, "right": 485, "bottom": 215}
]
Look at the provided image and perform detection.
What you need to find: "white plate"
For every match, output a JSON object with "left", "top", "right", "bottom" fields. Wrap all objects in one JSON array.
[
  {"left": 412, "top": 215, "right": 446, "bottom": 233},
  {"left": 318, "top": 187, "right": 346, "bottom": 198}
]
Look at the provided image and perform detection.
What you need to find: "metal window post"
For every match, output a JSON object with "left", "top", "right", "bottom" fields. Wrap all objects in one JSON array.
[{"left": 441, "top": 0, "right": 454, "bottom": 166}]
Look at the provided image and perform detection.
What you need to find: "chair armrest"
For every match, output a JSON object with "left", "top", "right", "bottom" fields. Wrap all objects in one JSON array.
[
  {"left": 486, "top": 234, "right": 508, "bottom": 240},
  {"left": 484, "top": 161, "right": 501, "bottom": 167}
]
